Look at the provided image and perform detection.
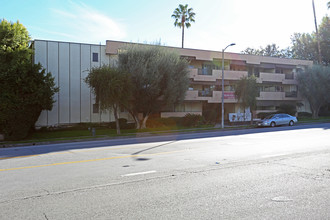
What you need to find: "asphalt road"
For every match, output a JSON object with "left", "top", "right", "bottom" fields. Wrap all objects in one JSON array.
[{"left": 1, "top": 123, "right": 330, "bottom": 219}]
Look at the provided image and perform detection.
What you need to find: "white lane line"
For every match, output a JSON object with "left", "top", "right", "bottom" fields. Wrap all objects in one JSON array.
[
  {"left": 261, "top": 153, "right": 287, "bottom": 158},
  {"left": 121, "top": 170, "right": 157, "bottom": 177}
]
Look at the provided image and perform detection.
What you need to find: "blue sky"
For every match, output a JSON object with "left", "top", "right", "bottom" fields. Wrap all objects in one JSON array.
[{"left": 1, "top": 0, "right": 329, "bottom": 53}]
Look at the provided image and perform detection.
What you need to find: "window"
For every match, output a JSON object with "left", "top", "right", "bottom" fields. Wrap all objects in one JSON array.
[
  {"left": 93, "top": 103, "right": 99, "bottom": 113},
  {"left": 174, "top": 104, "right": 185, "bottom": 112},
  {"left": 248, "top": 66, "right": 260, "bottom": 77},
  {"left": 92, "top": 53, "right": 98, "bottom": 62}
]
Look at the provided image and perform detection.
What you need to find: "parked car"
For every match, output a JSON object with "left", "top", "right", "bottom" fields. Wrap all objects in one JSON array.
[{"left": 257, "top": 113, "right": 298, "bottom": 127}]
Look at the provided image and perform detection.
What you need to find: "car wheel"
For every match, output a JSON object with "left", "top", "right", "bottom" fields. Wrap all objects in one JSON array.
[
  {"left": 270, "top": 122, "right": 276, "bottom": 127},
  {"left": 289, "top": 120, "right": 294, "bottom": 126}
]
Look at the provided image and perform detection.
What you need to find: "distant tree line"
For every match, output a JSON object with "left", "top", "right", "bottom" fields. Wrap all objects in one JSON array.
[
  {"left": 242, "top": 16, "right": 330, "bottom": 66},
  {"left": 241, "top": 15, "right": 330, "bottom": 119}
]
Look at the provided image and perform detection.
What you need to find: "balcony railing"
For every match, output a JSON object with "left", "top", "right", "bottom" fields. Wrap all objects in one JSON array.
[
  {"left": 198, "top": 90, "right": 213, "bottom": 97},
  {"left": 285, "top": 91, "right": 297, "bottom": 97},
  {"left": 285, "top": 73, "right": 294, "bottom": 79},
  {"left": 198, "top": 68, "right": 212, "bottom": 76},
  {"left": 259, "top": 72, "right": 285, "bottom": 82}
]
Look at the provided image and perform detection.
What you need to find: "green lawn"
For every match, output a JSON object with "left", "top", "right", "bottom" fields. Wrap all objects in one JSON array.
[
  {"left": 298, "top": 116, "right": 330, "bottom": 123},
  {"left": 1, "top": 124, "right": 214, "bottom": 145},
  {"left": 1, "top": 117, "right": 330, "bottom": 145}
]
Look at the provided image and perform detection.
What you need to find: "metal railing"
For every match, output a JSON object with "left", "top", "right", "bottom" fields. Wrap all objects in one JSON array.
[
  {"left": 198, "top": 68, "right": 212, "bottom": 76},
  {"left": 285, "top": 73, "right": 294, "bottom": 79},
  {"left": 285, "top": 91, "right": 297, "bottom": 97},
  {"left": 198, "top": 90, "right": 213, "bottom": 97}
]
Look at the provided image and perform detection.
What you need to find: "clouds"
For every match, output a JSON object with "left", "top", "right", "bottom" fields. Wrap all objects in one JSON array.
[
  {"left": 24, "top": 0, "right": 328, "bottom": 52},
  {"left": 49, "top": 1, "right": 126, "bottom": 43}
]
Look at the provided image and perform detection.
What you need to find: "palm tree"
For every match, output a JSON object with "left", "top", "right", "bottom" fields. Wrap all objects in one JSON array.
[
  {"left": 171, "top": 4, "right": 195, "bottom": 48},
  {"left": 312, "top": 0, "right": 322, "bottom": 64}
]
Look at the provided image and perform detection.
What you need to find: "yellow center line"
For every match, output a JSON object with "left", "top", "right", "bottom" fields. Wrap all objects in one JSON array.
[
  {"left": 0, "top": 151, "right": 70, "bottom": 160},
  {"left": 0, "top": 150, "right": 185, "bottom": 172}
]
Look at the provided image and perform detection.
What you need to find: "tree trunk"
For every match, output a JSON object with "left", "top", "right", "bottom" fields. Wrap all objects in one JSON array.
[
  {"left": 250, "top": 112, "right": 254, "bottom": 125},
  {"left": 312, "top": 0, "right": 322, "bottom": 64},
  {"left": 135, "top": 115, "right": 140, "bottom": 129},
  {"left": 182, "top": 26, "right": 184, "bottom": 48},
  {"left": 113, "top": 105, "right": 121, "bottom": 135},
  {"left": 311, "top": 103, "right": 320, "bottom": 119},
  {"left": 312, "top": 109, "right": 319, "bottom": 119},
  {"left": 141, "top": 114, "right": 150, "bottom": 129}
]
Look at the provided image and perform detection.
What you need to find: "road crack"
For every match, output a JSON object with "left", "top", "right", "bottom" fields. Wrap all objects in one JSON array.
[{"left": 43, "top": 213, "right": 49, "bottom": 220}]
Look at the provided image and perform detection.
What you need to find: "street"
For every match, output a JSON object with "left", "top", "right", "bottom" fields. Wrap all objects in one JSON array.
[{"left": 1, "top": 123, "right": 330, "bottom": 219}]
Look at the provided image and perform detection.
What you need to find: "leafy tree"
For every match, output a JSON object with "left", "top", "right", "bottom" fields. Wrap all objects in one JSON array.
[
  {"left": 85, "top": 65, "right": 131, "bottom": 135},
  {"left": 234, "top": 76, "right": 259, "bottom": 124},
  {"left": 171, "top": 4, "right": 195, "bottom": 48},
  {"left": 241, "top": 47, "right": 260, "bottom": 55},
  {"left": 296, "top": 65, "right": 330, "bottom": 119},
  {"left": 118, "top": 44, "right": 190, "bottom": 129},
  {"left": 291, "top": 16, "right": 330, "bottom": 65},
  {"left": 241, "top": 43, "right": 292, "bottom": 58},
  {"left": 291, "top": 32, "right": 318, "bottom": 61},
  {"left": 319, "top": 16, "right": 330, "bottom": 65},
  {"left": 0, "top": 19, "right": 58, "bottom": 140}
]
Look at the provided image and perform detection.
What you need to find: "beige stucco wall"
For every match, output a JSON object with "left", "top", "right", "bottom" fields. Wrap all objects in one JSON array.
[
  {"left": 33, "top": 39, "right": 314, "bottom": 126},
  {"left": 106, "top": 40, "right": 313, "bottom": 67}
]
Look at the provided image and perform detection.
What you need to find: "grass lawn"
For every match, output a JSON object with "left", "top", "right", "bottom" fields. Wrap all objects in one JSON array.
[
  {"left": 1, "top": 117, "right": 330, "bottom": 145},
  {"left": 298, "top": 116, "right": 330, "bottom": 123},
  {"left": 1, "top": 124, "right": 215, "bottom": 145}
]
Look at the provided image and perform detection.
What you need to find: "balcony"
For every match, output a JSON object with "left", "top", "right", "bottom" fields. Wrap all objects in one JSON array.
[
  {"left": 188, "top": 68, "right": 217, "bottom": 82},
  {"left": 198, "top": 68, "right": 212, "bottom": 76},
  {"left": 188, "top": 68, "right": 247, "bottom": 82},
  {"left": 259, "top": 72, "right": 285, "bottom": 83},
  {"left": 185, "top": 90, "right": 215, "bottom": 101},
  {"left": 282, "top": 72, "right": 298, "bottom": 84},
  {"left": 198, "top": 90, "right": 213, "bottom": 97},
  {"left": 213, "top": 70, "right": 248, "bottom": 80},
  {"left": 257, "top": 92, "right": 285, "bottom": 100},
  {"left": 285, "top": 73, "right": 294, "bottom": 79},
  {"left": 285, "top": 91, "right": 297, "bottom": 98},
  {"left": 185, "top": 90, "right": 237, "bottom": 103}
]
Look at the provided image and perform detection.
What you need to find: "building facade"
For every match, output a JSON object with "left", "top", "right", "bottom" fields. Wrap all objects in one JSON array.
[{"left": 33, "top": 39, "right": 313, "bottom": 127}]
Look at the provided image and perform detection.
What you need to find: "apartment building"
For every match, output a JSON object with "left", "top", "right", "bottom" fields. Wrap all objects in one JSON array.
[{"left": 33, "top": 39, "right": 313, "bottom": 127}]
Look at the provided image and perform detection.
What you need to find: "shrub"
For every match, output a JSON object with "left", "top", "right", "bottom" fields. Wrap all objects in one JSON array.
[
  {"left": 203, "top": 109, "right": 218, "bottom": 124},
  {"left": 318, "top": 104, "right": 330, "bottom": 116},
  {"left": 109, "top": 118, "right": 134, "bottom": 129},
  {"left": 181, "top": 113, "right": 205, "bottom": 127},
  {"left": 146, "top": 118, "right": 164, "bottom": 128},
  {"left": 297, "top": 112, "right": 312, "bottom": 118},
  {"left": 277, "top": 104, "right": 296, "bottom": 116},
  {"left": 146, "top": 117, "right": 178, "bottom": 128}
]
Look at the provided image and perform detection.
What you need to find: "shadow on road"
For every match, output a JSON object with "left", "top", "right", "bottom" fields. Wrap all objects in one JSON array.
[
  {"left": 132, "top": 141, "right": 177, "bottom": 155},
  {"left": 1, "top": 123, "right": 329, "bottom": 160}
]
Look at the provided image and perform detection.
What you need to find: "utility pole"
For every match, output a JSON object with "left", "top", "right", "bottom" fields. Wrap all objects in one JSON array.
[{"left": 312, "top": 0, "right": 322, "bottom": 64}]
